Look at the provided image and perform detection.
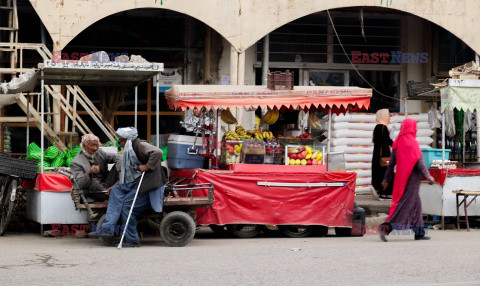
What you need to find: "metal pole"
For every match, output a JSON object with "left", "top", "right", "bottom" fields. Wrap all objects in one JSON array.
[
  {"left": 156, "top": 81, "right": 160, "bottom": 148},
  {"left": 477, "top": 110, "right": 480, "bottom": 162},
  {"left": 134, "top": 86, "right": 138, "bottom": 129},
  {"left": 26, "top": 92, "right": 30, "bottom": 153},
  {"left": 327, "top": 109, "right": 332, "bottom": 171},
  {"left": 261, "top": 34, "right": 270, "bottom": 86},
  {"left": 404, "top": 98, "right": 408, "bottom": 118},
  {"left": 463, "top": 114, "right": 466, "bottom": 166},
  {"left": 41, "top": 71, "right": 44, "bottom": 173},
  {"left": 442, "top": 111, "right": 445, "bottom": 169}
]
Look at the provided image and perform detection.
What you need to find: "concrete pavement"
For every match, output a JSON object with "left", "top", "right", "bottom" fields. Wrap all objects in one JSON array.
[{"left": 0, "top": 227, "right": 479, "bottom": 286}]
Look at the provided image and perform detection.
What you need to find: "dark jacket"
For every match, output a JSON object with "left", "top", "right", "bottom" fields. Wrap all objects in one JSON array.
[
  {"left": 132, "top": 138, "right": 166, "bottom": 195},
  {"left": 70, "top": 149, "right": 121, "bottom": 189}
]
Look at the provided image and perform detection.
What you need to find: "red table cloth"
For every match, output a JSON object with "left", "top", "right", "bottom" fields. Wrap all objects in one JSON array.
[
  {"left": 429, "top": 168, "right": 480, "bottom": 186},
  {"left": 192, "top": 164, "right": 356, "bottom": 227},
  {"left": 22, "top": 172, "right": 73, "bottom": 192}
]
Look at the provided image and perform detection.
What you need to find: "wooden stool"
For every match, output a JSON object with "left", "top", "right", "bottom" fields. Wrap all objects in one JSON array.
[{"left": 452, "top": 190, "right": 480, "bottom": 231}]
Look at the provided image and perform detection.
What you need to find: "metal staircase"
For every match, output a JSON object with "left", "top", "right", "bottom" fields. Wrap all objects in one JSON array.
[{"left": 0, "top": 0, "right": 116, "bottom": 152}]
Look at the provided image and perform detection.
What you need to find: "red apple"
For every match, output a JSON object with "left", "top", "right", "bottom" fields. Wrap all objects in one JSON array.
[
  {"left": 307, "top": 159, "right": 312, "bottom": 165},
  {"left": 301, "top": 151, "right": 308, "bottom": 158},
  {"left": 228, "top": 146, "right": 234, "bottom": 154},
  {"left": 287, "top": 151, "right": 292, "bottom": 157}
]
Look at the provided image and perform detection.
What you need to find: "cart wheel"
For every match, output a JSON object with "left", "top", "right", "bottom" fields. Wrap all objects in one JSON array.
[
  {"left": 278, "top": 225, "right": 312, "bottom": 238},
  {"left": 334, "top": 227, "right": 352, "bottom": 237},
  {"left": 160, "top": 211, "right": 196, "bottom": 247},
  {"left": 312, "top": 225, "right": 329, "bottom": 237},
  {"left": 96, "top": 214, "right": 120, "bottom": 246},
  {"left": 0, "top": 177, "right": 17, "bottom": 236},
  {"left": 226, "top": 224, "right": 262, "bottom": 238}
]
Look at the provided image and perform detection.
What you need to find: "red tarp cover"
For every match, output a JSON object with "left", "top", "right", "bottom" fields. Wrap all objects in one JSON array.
[
  {"left": 22, "top": 172, "right": 73, "bottom": 192},
  {"left": 194, "top": 166, "right": 356, "bottom": 227},
  {"left": 165, "top": 85, "right": 372, "bottom": 111},
  {"left": 429, "top": 168, "right": 480, "bottom": 186}
]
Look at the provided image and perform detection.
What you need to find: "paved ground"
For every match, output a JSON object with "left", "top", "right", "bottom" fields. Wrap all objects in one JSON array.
[{"left": 1, "top": 226, "right": 480, "bottom": 286}]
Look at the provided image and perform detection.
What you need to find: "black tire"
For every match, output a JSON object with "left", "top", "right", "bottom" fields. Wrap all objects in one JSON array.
[
  {"left": 278, "top": 225, "right": 313, "bottom": 238},
  {"left": 226, "top": 224, "right": 261, "bottom": 238},
  {"left": 335, "top": 227, "right": 352, "bottom": 237},
  {"left": 96, "top": 214, "right": 120, "bottom": 246},
  {"left": 260, "top": 224, "right": 280, "bottom": 235},
  {"left": 209, "top": 224, "right": 226, "bottom": 234},
  {"left": 160, "top": 211, "right": 196, "bottom": 247},
  {"left": 0, "top": 178, "right": 17, "bottom": 236},
  {"left": 312, "top": 225, "right": 329, "bottom": 237}
]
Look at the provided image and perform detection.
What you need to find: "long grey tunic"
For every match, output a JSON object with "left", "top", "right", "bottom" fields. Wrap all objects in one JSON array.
[
  {"left": 70, "top": 149, "right": 121, "bottom": 190},
  {"left": 383, "top": 150, "right": 431, "bottom": 228}
]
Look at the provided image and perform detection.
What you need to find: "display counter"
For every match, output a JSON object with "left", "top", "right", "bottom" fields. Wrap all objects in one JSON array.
[
  {"left": 188, "top": 164, "right": 356, "bottom": 227},
  {"left": 420, "top": 168, "right": 480, "bottom": 226},
  {"left": 24, "top": 172, "right": 87, "bottom": 225}
]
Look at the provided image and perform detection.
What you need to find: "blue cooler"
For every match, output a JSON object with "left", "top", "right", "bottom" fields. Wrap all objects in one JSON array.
[
  {"left": 421, "top": 148, "right": 451, "bottom": 168},
  {"left": 167, "top": 135, "right": 205, "bottom": 169}
]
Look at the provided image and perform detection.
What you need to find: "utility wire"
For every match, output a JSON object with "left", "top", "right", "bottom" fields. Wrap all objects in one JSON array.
[{"left": 327, "top": 10, "right": 400, "bottom": 101}]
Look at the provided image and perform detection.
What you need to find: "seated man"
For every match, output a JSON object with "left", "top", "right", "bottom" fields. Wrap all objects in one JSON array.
[
  {"left": 89, "top": 127, "right": 166, "bottom": 247},
  {"left": 70, "top": 134, "right": 121, "bottom": 197}
]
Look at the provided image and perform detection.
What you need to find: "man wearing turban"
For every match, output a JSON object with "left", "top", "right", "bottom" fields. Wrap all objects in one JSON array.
[
  {"left": 70, "top": 133, "right": 121, "bottom": 199},
  {"left": 89, "top": 127, "right": 166, "bottom": 247}
]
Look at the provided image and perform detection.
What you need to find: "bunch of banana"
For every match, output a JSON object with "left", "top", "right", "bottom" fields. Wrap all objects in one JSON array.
[
  {"left": 223, "top": 131, "right": 241, "bottom": 140},
  {"left": 261, "top": 108, "right": 280, "bottom": 125},
  {"left": 262, "top": 131, "right": 275, "bottom": 140},
  {"left": 235, "top": 125, "right": 248, "bottom": 137},
  {"left": 254, "top": 132, "right": 264, "bottom": 140},
  {"left": 221, "top": 108, "right": 238, "bottom": 124},
  {"left": 308, "top": 112, "right": 321, "bottom": 128}
]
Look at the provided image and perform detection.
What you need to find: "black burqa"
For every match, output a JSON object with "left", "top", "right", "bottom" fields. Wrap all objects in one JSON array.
[{"left": 371, "top": 124, "right": 393, "bottom": 196}]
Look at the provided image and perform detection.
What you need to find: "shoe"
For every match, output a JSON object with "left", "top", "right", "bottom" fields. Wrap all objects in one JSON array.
[
  {"left": 121, "top": 241, "right": 141, "bottom": 247},
  {"left": 89, "top": 227, "right": 114, "bottom": 238},
  {"left": 378, "top": 225, "right": 388, "bottom": 242},
  {"left": 415, "top": 235, "right": 431, "bottom": 241},
  {"left": 371, "top": 186, "right": 381, "bottom": 201}
]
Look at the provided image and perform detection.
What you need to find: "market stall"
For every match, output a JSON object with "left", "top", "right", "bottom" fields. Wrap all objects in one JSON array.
[
  {"left": 1, "top": 59, "right": 164, "bottom": 228},
  {"left": 165, "top": 84, "right": 372, "bottom": 237},
  {"left": 420, "top": 78, "right": 480, "bottom": 228}
]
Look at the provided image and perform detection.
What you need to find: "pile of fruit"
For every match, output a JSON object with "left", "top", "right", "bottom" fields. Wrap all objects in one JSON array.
[
  {"left": 223, "top": 125, "right": 275, "bottom": 140},
  {"left": 287, "top": 146, "right": 323, "bottom": 165},
  {"left": 224, "top": 143, "right": 242, "bottom": 164},
  {"left": 297, "top": 132, "right": 312, "bottom": 139}
]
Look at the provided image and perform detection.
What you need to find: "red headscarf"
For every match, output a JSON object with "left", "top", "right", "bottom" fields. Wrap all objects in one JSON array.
[{"left": 388, "top": 118, "right": 422, "bottom": 219}]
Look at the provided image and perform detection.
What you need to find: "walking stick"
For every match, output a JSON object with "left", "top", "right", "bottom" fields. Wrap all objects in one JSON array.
[{"left": 118, "top": 172, "right": 145, "bottom": 249}]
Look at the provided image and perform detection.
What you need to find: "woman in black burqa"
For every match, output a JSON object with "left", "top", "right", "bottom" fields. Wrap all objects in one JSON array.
[{"left": 371, "top": 109, "right": 393, "bottom": 199}]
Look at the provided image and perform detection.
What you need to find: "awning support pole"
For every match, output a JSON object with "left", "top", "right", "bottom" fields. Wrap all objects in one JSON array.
[
  {"left": 442, "top": 110, "right": 445, "bottom": 169},
  {"left": 463, "top": 114, "right": 466, "bottom": 165},
  {"left": 327, "top": 109, "right": 332, "bottom": 171},
  {"left": 41, "top": 70, "right": 44, "bottom": 173},
  {"left": 134, "top": 86, "right": 138, "bottom": 129},
  {"left": 156, "top": 80, "right": 160, "bottom": 148},
  {"left": 26, "top": 92, "right": 30, "bottom": 153},
  {"left": 477, "top": 110, "right": 480, "bottom": 162}
]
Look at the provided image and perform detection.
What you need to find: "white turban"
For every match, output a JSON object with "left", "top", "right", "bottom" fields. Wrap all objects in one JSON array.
[
  {"left": 115, "top": 127, "right": 138, "bottom": 140},
  {"left": 116, "top": 127, "right": 141, "bottom": 184}
]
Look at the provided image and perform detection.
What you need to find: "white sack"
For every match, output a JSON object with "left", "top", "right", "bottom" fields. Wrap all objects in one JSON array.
[
  {"left": 344, "top": 154, "right": 372, "bottom": 162},
  {"left": 332, "top": 129, "right": 373, "bottom": 138},
  {"left": 356, "top": 177, "right": 372, "bottom": 186},
  {"left": 332, "top": 146, "right": 373, "bottom": 154},
  {"left": 325, "top": 138, "right": 374, "bottom": 146},
  {"left": 392, "top": 129, "right": 434, "bottom": 138},
  {"left": 349, "top": 169, "right": 372, "bottom": 177},
  {"left": 346, "top": 162, "right": 372, "bottom": 169}
]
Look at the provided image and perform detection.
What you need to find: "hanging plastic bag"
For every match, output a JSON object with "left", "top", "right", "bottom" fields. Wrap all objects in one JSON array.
[
  {"left": 44, "top": 143, "right": 59, "bottom": 162},
  {"left": 26, "top": 142, "right": 42, "bottom": 160},
  {"left": 50, "top": 151, "right": 66, "bottom": 168}
]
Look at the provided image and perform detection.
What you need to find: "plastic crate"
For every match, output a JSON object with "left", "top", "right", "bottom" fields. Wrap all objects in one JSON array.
[
  {"left": 0, "top": 155, "right": 38, "bottom": 180},
  {"left": 421, "top": 148, "right": 451, "bottom": 168},
  {"left": 267, "top": 70, "right": 294, "bottom": 90}
]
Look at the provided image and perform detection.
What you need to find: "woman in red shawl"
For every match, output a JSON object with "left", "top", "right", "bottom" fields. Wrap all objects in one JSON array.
[{"left": 379, "top": 118, "right": 435, "bottom": 242}]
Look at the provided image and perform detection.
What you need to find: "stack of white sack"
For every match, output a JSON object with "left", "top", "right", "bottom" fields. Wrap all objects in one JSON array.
[{"left": 323, "top": 113, "right": 434, "bottom": 193}]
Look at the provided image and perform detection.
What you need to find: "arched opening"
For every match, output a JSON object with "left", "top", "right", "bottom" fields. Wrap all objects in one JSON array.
[
  {"left": 58, "top": 8, "right": 225, "bottom": 141},
  {"left": 251, "top": 7, "right": 475, "bottom": 113}
]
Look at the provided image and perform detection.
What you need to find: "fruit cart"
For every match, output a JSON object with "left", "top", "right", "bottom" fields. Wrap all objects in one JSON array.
[{"left": 165, "top": 84, "right": 372, "bottom": 237}]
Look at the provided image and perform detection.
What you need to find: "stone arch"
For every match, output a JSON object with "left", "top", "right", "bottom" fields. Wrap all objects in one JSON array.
[{"left": 30, "top": 0, "right": 480, "bottom": 53}]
